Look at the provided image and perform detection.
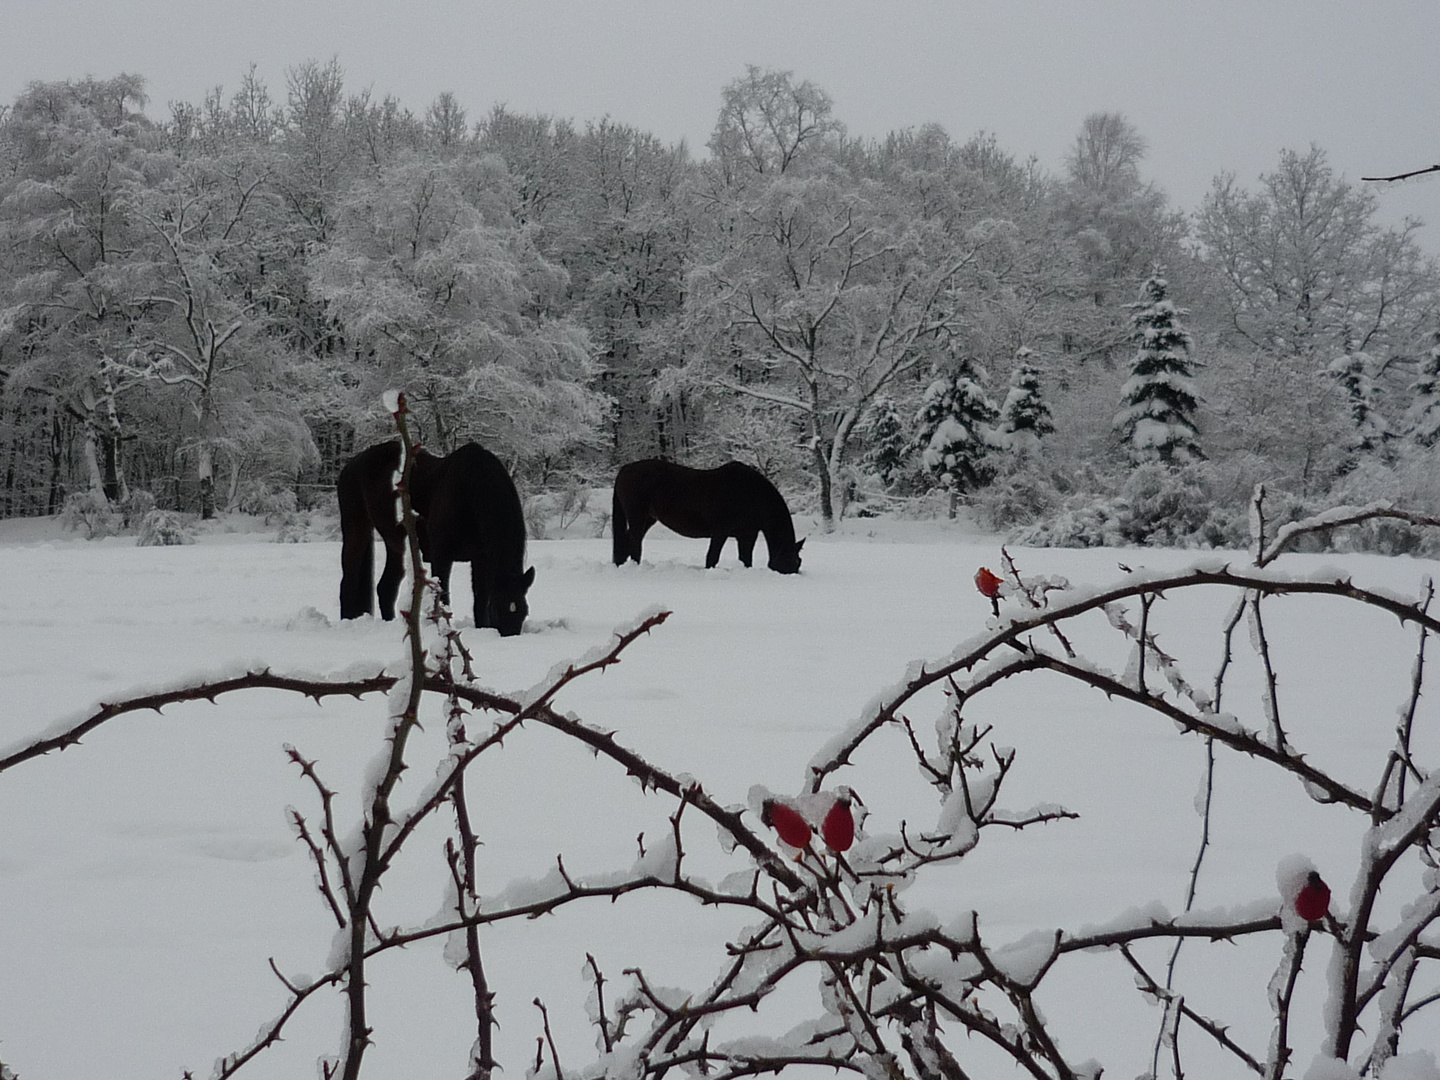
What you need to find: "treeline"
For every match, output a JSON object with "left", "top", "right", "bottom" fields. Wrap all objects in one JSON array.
[{"left": 1, "top": 62, "right": 1437, "bottom": 542}]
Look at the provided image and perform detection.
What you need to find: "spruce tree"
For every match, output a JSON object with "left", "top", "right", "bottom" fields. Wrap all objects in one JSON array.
[
  {"left": 861, "top": 395, "right": 909, "bottom": 486},
  {"left": 1114, "top": 275, "right": 1202, "bottom": 466},
  {"left": 997, "top": 348, "right": 1055, "bottom": 462},
  {"left": 912, "top": 357, "right": 998, "bottom": 515},
  {"left": 1327, "top": 350, "right": 1390, "bottom": 460},
  {"left": 1406, "top": 331, "right": 1440, "bottom": 447}
]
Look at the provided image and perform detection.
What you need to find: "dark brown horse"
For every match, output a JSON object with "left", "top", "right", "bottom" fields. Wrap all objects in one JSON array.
[
  {"left": 338, "top": 440, "right": 534, "bottom": 635},
  {"left": 612, "top": 459, "right": 803, "bottom": 573}
]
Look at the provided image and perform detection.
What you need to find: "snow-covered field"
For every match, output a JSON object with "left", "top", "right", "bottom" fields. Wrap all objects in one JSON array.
[{"left": 0, "top": 511, "right": 1437, "bottom": 1079}]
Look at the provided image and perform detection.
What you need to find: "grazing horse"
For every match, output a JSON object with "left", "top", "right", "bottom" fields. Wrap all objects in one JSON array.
[
  {"left": 612, "top": 459, "right": 804, "bottom": 573},
  {"left": 338, "top": 440, "right": 534, "bottom": 635}
]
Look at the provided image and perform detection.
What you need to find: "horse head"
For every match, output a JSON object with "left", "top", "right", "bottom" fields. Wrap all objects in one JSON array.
[
  {"left": 487, "top": 565, "right": 536, "bottom": 636},
  {"left": 768, "top": 537, "right": 804, "bottom": 575}
]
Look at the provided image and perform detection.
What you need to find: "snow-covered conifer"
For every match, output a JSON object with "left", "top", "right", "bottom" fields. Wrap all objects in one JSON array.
[
  {"left": 1327, "top": 350, "right": 1390, "bottom": 459},
  {"left": 1114, "top": 274, "right": 1202, "bottom": 466},
  {"left": 912, "top": 357, "right": 998, "bottom": 513},
  {"left": 997, "top": 348, "right": 1054, "bottom": 461},
  {"left": 1406, "top": 331, "right": 1440, "bottom": 447},
  {"left": 860, "top": 396, "right": 910, "bottom": 485}
]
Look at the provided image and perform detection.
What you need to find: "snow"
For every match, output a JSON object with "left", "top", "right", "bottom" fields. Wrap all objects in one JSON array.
[{"left": 1, "top": 513, "right": 1439, "bottom": 1078}]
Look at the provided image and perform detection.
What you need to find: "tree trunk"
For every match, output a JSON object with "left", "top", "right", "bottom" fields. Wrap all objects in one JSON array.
[
  {"left": 101, "top": 373, "right": 129, "bottom": 504},
  {"left": 81, "top": 414, "right": 107, "bottom": 502},
  {"left": 810, "top": 437, "right": 833, "bottom": 531},
  {"left": 198, "top": 442, "right": 215, "bottom": 519}
]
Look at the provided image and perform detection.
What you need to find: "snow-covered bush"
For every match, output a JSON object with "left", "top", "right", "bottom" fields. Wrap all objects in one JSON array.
[
  {"left": 1321, "top": 450, "right": 1440, "bottom": 555},
  {"left": 524, "top": 481, "right": 598, "bottom": 539},
  {"left": 58, "top": 490, "right": 123, "bottom": 539},
  {"left": 273, "top": 509, "right": 332, "bottom": 544},
  {"left": 135, "top": 509, "right": 194, "bottom": 547},
  {"left": 234, "top": 482, "right": 298, "bottom": 522},
  {"left": 118, "top": 489, "right": 157, "bottom": 530},
  {"left": 973, "top": 466, "right": 1062, "bottom": 531},
  {"left": 1015, "top": 464, "right": 1246, "bottom": 548}
]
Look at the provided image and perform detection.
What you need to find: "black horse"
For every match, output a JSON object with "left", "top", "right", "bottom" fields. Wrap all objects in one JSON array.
[
  {"left": 338, "top": 440, "right": 534, "bottom": 635},
  {"left": 612, "top": 459, "right": 804, "bottom": 573}
]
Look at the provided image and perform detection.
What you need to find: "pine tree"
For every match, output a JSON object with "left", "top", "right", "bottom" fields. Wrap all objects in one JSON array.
[
  {"left": 912, "top": 357, "right": 998, "bottom": 515},
  {"left": 1327, "top": 350, "right": 1390, "bottom": 460},
  {"left": 1114, "top": 275, "right": 1202, "bottom": 466},
  {"left": 861, "top": 395, "right": 909, "bottom": 486},
  {"left": 997, "top": 348, "right": 1055, "bottom": 461},
  {"left": 1406, "top": 332, "right": 1440, "bottom": 447}
]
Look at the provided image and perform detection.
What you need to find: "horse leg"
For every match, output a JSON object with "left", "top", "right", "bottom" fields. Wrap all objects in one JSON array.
[
  {"left": 470, "top": 563, "right": 491, "bottom": 629},
  {"left": 339, "top": 526, "right": 375, "bottom": 618},
  {"left": 612, "top": 491, "right": 630, "bottom": 566},
  {"left": 737, "top": 531, "right": 758, "bottom": 568},
  {"left": 376, "top": 534, "right": 407, "bottom": 621},
  {"left": 705, "top": 535, "right": 727, "bottom": 569}
]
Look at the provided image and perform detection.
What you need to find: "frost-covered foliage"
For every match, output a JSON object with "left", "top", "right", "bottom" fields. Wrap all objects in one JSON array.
[
  {"left": 135, "top": 509, "right": 194, "bottom": 547},
  {"left": 524, "top": 482, "right": 609, "bottom": 539},
  {"left": 274, "top": 509, "right": 332, "bottom": 544},
  {"left": 58, "top": 490, "right": 122, "bottom": 539},
  {"left": 1115, "top": 275, "right": 1202, "bottom": 467},
  {"left": 996, "top": 348, "right": 1054, "bottom": 461},
  {"left": 1014, "top": 463, "right": 1245, "bottom": 548},
  {"left": 973, "top": 465, "right": 1064, "bottom": 532},
  {"left": 911, "top": 359, "right": 998, "bottom": 500},
  {"left": 234, "top": 482, "right": 298, "bottom": 522}
]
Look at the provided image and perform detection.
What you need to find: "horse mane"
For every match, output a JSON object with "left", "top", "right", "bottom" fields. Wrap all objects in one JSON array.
[{"left": 724, "top": 462, "right": 798, "bottom": 549}]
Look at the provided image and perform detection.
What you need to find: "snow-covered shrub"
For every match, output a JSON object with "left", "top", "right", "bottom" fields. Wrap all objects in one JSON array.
[
  {"left": 118, "top": 489, "right": 156, "bottom": 530},
  {"left": 135, "top": 509, "right": 194, "bottom": 547},
  {"left": 524, "top": 482, "right": 599, "bottom": 540},
  {"left": 59, "top": 490, "right": 122, "bottom": 539},
  {"left": 274, "top": 509, "right": 333, "bottom": 544},
  {"left": 234, "top": 482, "right": 299, "bottom": 522},
  {"left": 1015, "top": 464, "right": 1247, "bottom": 549},
  {"left": 973, "top": 468, "right": 1062, "bottom": 532}
]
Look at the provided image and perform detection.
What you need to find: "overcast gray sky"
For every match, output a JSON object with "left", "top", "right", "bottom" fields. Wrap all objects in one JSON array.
[{"left": 6, "top": 0, "right": 1439, "bottom": 242}]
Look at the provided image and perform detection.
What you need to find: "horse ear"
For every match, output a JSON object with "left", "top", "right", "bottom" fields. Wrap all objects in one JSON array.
[
  {"left": 795, "top": 538, "right": 806, "bottom": 553},
  {"left": 522, "top": 566, "right": 535, "bottom": 591}
]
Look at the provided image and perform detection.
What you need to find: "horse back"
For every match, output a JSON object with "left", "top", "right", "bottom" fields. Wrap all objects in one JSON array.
[
  {"left": 616, "top": 458, "right": 783, "bottom": 538},
  {"left": 338, "top": 441, "right": 402, "bottom": 535}
]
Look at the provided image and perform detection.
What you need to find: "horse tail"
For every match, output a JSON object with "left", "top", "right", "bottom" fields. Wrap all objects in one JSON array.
[{"left": 612, "top": 479, "right": 629, "bottom": 566}]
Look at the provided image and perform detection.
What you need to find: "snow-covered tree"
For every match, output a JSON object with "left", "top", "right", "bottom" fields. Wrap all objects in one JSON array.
[
  {"left": 1327, "top": 350, "right": 1391, "bottom": 462},
  {"left": 912, "top": 358, "right": 998, "bottom": 514},
  {"left": 1195, "top": 147, "right": 1434, "bottom": 487},
  {"left": 1406, "top": 331, "right": 1440, "bottom": 447},
  {"left": 860, "top": 395, "right": 909, "bottom": 485},
  {"left": 1115, "top": 275, "right": 1202, "bottom": 466},
  {"left": 996, "top": 348, "right": 1054, "bottom": 461},
  {"left": 309, "top": 156, "right": 607, "bottom": 465}
]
